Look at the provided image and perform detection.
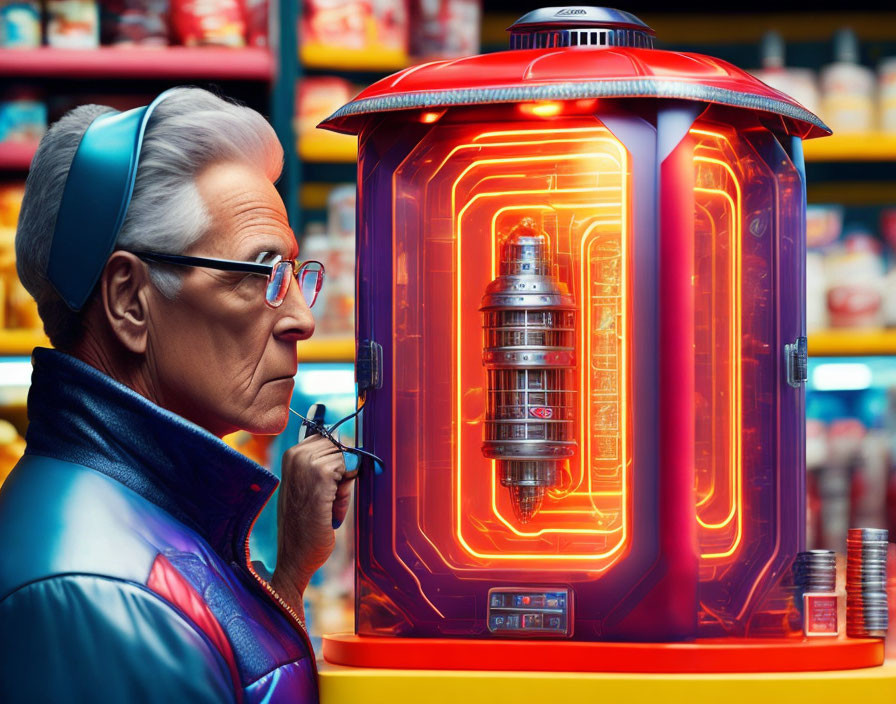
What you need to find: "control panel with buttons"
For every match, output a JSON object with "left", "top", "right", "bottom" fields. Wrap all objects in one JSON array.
[{"left": 487, "top": 588, "right": 572, "bottom": 637}]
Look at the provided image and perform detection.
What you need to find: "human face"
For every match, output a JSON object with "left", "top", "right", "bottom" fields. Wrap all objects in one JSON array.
[{"left": 143, "top": 161, "right": 314, "bottom": 437}]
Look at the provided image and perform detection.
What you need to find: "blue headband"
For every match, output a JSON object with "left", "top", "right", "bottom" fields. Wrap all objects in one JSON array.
[{"left": 48, "top": 90, "right": 174, "bottom": 311}]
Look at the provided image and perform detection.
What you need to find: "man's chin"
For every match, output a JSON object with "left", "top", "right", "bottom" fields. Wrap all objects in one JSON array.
[{"left": 238, "top": 410, "right": 289, "bottom": 436}]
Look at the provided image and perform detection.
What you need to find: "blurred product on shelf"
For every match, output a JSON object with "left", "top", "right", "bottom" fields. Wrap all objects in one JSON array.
[
  {"left": 100, "top": 0, "right": 169, "bottom": 46},
  {"left": 816, "top": 418, "right": 866, "bottom": 553},
  {"left": 409, "top": 0, "right": 479, "bottom": 60},
  {"left": 824, "top": 230, "right": 885, "bottom": 329},
  {"left": 881, "top": 57, "right": 896, "bottom": 134},
  {"left": 296, "top": 76, "right": 354, "bottom": 138},
  {"left": 327, "top": 182, "right": 353, "bottom": 240},
  {"left": 807, "top": 206, "right": 896, "bottom": 334},
  {"left": 807, "top": 251, "right": 827, "bottom": 333},
  {"left": 0, "top": 0, "right": 268, "bottom": 48},
  {"left": 325, "top": 184, "right": 355, "bottom": 334},
  {"left": 808, "top": 374, "right": 896, "bottom": 561},
  {"left": 0, "top": 0, "right": 41, "bottom": 47},
  {"left": 883, "top": 267, "right": 896, "bottom": 329},
  {"left": 302, "top": 187, "right": 354, "bottom": 337},
  {"left": 819, "top": 28, "right": 875, "bottom": 134},
  {"left": 855, "top": 428, "right": 891, "bottom": 529},
  {"left": 882, "top": 208, "right": 896, "bottom": 251},
  {"left": 46, "top": 0, "right": 100, "bottom": 48},
  {"left": 171, "top": 0, "right": 246, "bottom": 47},
  {"left": 750, "top": 30, "right": 820, "bottom": 116},
  {"left": 296, "top": 76, "right": 357, "bottom": 158},
  {"left": 301, "top": 0, "right": 408, "bottom": 61},
  {"left": 0, "top": 183, "right": 41, "bottom": 330},
  {"left": 244, "top": 0, "right": 267, "bottom": 47},
  {"left": 0, "top": 86, "right": 46, "bottom": 144},
  {"left": 0, "top": 419, "right": 25, "bottom": 488},
  {"left": 807, "top": 204, "right": 844, "bottom": 250}
]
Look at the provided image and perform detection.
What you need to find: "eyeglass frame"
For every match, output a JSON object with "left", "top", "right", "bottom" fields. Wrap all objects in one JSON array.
[{"left": 127, "top": 250, "right": 325, "bottom": 309}]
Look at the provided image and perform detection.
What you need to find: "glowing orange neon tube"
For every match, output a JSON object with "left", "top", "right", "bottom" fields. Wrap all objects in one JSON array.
[{"left": 691, "top": 135, "right": 744, "bottom": 561}]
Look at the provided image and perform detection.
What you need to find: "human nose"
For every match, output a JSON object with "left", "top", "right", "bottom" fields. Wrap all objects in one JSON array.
[{"left": 273, "top": 274, "right": 315, "bottom": 342}]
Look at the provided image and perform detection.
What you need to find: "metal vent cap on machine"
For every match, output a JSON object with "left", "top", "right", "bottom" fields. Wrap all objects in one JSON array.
[{"left": 509, "top": 6, "right": 655, "bottom": 50}]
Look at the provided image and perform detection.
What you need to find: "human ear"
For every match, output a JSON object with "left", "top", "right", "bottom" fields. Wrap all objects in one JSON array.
[{"left": 99, "top": 251, "right": 152, "bottom": 355}]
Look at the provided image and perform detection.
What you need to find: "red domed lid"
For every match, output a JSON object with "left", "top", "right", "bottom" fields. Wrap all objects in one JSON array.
[{"left": 319, "top": 6, "right": 829, "bottom": 139}]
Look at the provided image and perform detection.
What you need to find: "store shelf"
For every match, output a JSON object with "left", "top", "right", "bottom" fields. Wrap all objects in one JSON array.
[
  {"left": 809, "top": 329, "right": 896, "bottom": 357},
  {"left": 0, "top": 330, "right": 49, "bottom": 356},
  {"left": 808, "top": 181, "right": 896, "bottom": 205},
  {"left": 803, "top": 134, "right": 896, "bottom": 163},
  {"left": 301, "top": 337, "right": 354, "bottom": 362},
  {"left": 0, "top": 141, "right": 38, "bottom": 171},
  {"left": 301, "top": 44, "right": 409, "bottom": 72},
  {"left": 299, "top": 134, "right": 358, "bottom": 163},
  {"left": 0, "top": 47, "right": 275, "bottom": 81}
]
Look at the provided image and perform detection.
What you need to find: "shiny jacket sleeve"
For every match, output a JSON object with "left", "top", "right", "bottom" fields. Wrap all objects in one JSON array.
[{"left": 0, "top": 573, "right": 238, "bottom": 704}]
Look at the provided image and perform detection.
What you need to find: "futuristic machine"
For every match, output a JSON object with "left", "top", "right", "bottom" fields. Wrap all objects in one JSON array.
[{"left": 315, "top": 7, "right": 892, "bottom": 692}]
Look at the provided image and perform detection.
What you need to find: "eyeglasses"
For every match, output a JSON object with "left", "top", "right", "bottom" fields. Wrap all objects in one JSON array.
[{"left": 129, "top": 251, "right": 325, "bottom": 309}]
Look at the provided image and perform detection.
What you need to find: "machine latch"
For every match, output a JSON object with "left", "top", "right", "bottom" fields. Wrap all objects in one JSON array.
[
  {"left": 357, "top": 339, "right": 383, "bottom": 391},
  {"left": 785, "top": 336, "right": 808, "bottom": 389}
]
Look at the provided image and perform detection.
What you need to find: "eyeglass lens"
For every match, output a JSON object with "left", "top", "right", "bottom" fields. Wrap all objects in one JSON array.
[
  {"left": 266, "top": 261, "right": 323, "bottom": 308},
  {"left": 298, "top": 262, "right": 323, "bottom": 308},
  {"left": 266, "top": 261, "right": 292, "bottom": 307}
]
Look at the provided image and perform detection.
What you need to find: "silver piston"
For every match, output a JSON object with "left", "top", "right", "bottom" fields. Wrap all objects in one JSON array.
[{"left": 481, "top": 218, "right": 577, "bottom": 524}]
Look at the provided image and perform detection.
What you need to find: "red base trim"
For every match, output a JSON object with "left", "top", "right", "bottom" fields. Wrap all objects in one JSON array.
[{"left": 322, "top": 634, "right": 884, "bottom": 673}]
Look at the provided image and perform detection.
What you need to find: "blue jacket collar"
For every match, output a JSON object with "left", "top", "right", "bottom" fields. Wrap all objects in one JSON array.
[{"left": 24, "top": 347, "right": 279, "bottom": 564}]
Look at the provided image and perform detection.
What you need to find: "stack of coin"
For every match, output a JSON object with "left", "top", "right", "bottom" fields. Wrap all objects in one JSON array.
[
  {"left": 846, "top": 528, "right": 889, "bottom": 638},
  {"left": 793, "top": 550, "right": 837, "bottom": 612}
]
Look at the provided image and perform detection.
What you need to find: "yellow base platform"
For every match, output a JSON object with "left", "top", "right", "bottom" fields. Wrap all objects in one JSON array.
[{"left": 318, "top": 659, "right": 896, "bottom": 704}]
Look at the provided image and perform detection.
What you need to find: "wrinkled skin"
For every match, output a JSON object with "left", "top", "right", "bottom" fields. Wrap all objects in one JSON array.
[{"left": 73, "top": 161, "right": 349, "bottom": 616}]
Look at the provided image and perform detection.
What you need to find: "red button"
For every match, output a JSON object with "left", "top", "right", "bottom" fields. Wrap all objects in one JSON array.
[{"left": 521, "top": 596, "right": 531, "bottom": 605}]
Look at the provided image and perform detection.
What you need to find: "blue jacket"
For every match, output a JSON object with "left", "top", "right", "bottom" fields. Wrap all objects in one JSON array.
[{"left": 0, "top": 348, "right": 317, "bottom": 703}]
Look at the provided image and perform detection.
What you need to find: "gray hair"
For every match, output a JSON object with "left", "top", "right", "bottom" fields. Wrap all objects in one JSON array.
[{"left": 16, "top": 87, "right": 284, "bottom": 349}]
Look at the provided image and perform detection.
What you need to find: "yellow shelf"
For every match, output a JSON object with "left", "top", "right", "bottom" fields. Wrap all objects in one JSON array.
[
  {"left": 804, "top": 133, "right": 896, "bottom": 162},
  {"left": 301, "top": 44, "right": 409, "bottom": 72},
  {"left": 320, "top": 660, "right": 896, "bottom": 704},
  {"left": 809, "top": 329, "right": 896, "bottom": 357},
  {"left": 0, "top": 329, "right": 49, "bottom": 356},
  {"left": 808, "top": 181, "right": 896, "bottom": 205},
  {"left": 299, "top": 133, "right": 358, "bottom": 163},
  {"left": 301, "top": 337, "right": 354, "bottom": 363}
]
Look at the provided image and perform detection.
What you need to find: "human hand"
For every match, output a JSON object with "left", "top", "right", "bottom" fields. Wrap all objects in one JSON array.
[{"left": 271, "top": 433, "right": 353, "bottom": 600}]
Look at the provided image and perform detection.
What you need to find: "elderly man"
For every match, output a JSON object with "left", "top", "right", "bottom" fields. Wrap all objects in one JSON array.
[{"left": 0, "top": 88, "right": 353, "bottom": 702}]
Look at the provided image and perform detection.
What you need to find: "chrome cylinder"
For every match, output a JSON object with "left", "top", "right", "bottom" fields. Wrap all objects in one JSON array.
[{"left": 480, "top": 218, "right": 577, "bottom": 523}]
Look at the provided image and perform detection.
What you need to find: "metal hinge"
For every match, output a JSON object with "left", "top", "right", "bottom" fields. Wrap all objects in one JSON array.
[
  {"left": 785, "top": 336, "right": 808, "bottom": 388},
  {"left": 357, "top": 339, "right": 383, "bottom": 391}
]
